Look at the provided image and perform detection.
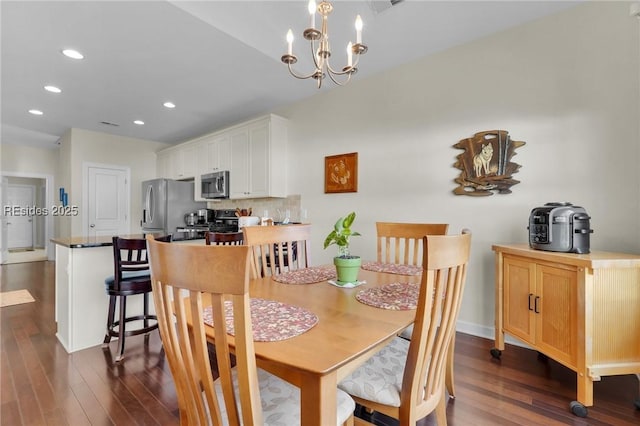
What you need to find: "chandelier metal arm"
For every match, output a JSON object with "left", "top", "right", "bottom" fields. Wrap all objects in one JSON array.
[
  {"left": 326, "top": 69, "right": 352, "bottom": 86},
  {"left": 286, "top": 62, "right": 320, "bottom": 80}
]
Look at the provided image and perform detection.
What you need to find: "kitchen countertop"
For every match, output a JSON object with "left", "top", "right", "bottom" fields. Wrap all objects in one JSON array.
[{"left": 51, "top": 233, "right": 173, "bottom": 248}]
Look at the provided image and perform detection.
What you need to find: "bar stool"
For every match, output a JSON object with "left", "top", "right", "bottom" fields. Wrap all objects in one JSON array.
[{"left": 102, "top": 234, "right": 171, "bottom": 362}]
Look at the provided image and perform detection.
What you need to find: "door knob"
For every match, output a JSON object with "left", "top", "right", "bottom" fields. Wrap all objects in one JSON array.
[{"left": 90, "top": 224, "right": 95, "bottom": 228}]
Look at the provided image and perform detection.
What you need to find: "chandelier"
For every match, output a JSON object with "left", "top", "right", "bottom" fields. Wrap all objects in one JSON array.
[{"left": 281, "top": 0, "right": 368, "bottom": 88}]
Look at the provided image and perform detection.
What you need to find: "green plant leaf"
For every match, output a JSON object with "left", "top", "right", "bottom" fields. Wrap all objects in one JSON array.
[
  {"left": 323, "top": 231, "right": 337, "bottom": 249},
  {"left": 342, "top": 212, "right": 356, "bottom": 229},
  {"left": 324, "top": 211, "right": 361, "bottom": 251}
]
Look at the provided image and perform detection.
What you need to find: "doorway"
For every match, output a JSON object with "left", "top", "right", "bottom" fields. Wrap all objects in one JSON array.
[{"left": 1, "top": 173, "right": 53, "bottom": 264}]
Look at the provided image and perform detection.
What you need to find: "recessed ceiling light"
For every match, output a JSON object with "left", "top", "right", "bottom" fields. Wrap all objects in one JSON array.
[
  {"left": 134, "top": 120, "right": 145, "bottom": 125},
  {"left": 44, "top": 85, "right": 62, "bottom": 93},
  {"left": 29, "top": 109, "right": 44, "bottom": 115},
  {"left": 62, "top": 49, "right": 84, "bottom": 59},
  {"left": 163, "top": 102, "right": 176, "bottom": 109}
]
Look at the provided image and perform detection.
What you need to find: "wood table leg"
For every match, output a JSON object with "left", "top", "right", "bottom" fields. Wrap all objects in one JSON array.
[{"left": 300, "top": 372, "right": 337, "bottom": 426}]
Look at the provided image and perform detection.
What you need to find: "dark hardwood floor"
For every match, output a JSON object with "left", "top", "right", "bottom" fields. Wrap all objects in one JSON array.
[{"left": 1, "top": 260, "right": 639, "bottom": 425}]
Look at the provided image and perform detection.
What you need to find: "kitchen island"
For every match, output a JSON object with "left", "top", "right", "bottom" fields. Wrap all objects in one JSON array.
[{"left": 52, "top": 235, "right": 203, "bottom": 353}]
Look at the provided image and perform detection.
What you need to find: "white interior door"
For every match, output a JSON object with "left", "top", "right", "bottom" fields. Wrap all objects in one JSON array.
[
  {"left": 86, "top": 166, "right": 129, "bottom": 237},
  {"left": 6, "top": 184, "right": 35, "bottom": 249},
  {"left": 1, "top": 177, "right": 9, "bottom": 262}
]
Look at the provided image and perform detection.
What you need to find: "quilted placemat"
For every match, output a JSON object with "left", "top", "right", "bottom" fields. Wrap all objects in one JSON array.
[
  {"left": 356, "top": 283, "right": 419, "bottom": 310},
  {"left": 203, "top": 298, "right": 318, "bottom": 341},
  {"left": 272, "top": 266, "right": 337, "bottom": 284},
  {"left": 361, "top": 261, "right": 422, "bottom": 276}
]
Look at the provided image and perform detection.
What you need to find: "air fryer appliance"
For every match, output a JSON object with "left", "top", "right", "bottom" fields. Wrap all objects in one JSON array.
[
  {"left": 141, "top": 179, "right": 206, "bottom": 240},
  {"left": 528, "top": 202, "right": 593, "bottom": 254}
]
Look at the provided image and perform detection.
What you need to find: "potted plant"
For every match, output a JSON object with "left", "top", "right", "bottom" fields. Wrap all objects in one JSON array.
[{"left": 324, "top": 211, "right": 362, "bottom": 284}]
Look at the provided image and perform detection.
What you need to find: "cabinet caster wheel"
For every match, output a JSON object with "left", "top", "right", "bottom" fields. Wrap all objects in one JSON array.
[
  {"left": 569, "top": 401, "right": 588, "bottom": 417},
  {"left": 490, "top": 348, "right": 502, "bottom": 359},
  {"left": 537, "top": 352, "right": 549, "bottom": 362}
]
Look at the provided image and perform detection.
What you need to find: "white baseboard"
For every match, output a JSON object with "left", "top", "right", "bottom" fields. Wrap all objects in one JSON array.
[{"left": 455, "top": 320, "right": 532, "bottom": 350}]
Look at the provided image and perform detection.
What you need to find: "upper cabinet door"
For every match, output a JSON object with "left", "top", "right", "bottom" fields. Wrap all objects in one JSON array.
[
  {"left": 199, "top": 133, "right": 232, "bottom": 174},
  {"left": 229, "top": 129, "right": 250, "bottom": 199},
  {"left": 247, "top": 121, "right": 270, "bottom": 198},
  {"left": 175, "top": 144, "right": 197, "bottom": 180},
  {"left": 157, "top": 143, "right": 198, "bottom": 180}
]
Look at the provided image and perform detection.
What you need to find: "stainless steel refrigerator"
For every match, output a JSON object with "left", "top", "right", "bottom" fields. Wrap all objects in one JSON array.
[{"left": 141, "top": 179, "right": 206, "bottom": 236}]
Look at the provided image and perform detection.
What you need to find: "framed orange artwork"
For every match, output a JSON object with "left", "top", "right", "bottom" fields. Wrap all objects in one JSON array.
[{"left": 325, "top": 152, "right": 358, "bottom": 193}]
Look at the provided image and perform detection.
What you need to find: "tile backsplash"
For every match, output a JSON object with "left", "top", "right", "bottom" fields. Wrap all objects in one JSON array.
[{"left": 207, "top": 194, "right": 306, "bottom": 223}]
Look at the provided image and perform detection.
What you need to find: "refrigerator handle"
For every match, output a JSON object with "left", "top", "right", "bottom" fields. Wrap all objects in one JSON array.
[{"left": 145, "top": 185, "right": 154, "bottom": 223}]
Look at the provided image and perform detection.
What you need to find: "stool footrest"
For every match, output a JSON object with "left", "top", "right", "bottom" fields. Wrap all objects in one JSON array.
[{"left": 105, "top": 314, "right": 158, "bottom": 338}]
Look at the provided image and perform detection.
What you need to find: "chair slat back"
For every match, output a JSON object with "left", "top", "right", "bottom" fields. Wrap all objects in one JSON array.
[
  {"left": 242, "top": 224, "right": 312, "bottom": 279},
  {"left": 113, "top": 237, "right": 149, "bottom": 276},
  {"left": 146, "top": 235, "right": 260, "bottom": 425},
  {"left": 402, "top": 230, "right": 471, "bottom": 418},
  {"left": 205, "top": 231, "right": 244, "bottom": 246},
  {"left": 376, "top": 222, "right": 449, "bottom": 266}
]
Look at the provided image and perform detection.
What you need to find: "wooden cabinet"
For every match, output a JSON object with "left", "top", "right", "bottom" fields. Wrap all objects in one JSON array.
[
  {"left": 502, "top": 256, "right": 577, "bottom": 368},
  {"left": 493, "top": 244, "right": 640, "bottom": 413},
  {"left": 229, "top": 115, "right": 287, "bottom": 199}
]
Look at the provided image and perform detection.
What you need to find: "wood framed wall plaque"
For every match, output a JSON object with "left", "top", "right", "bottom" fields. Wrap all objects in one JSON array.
[
  {"left": 453, "top": 130, "right": 525, "bottom": 196},
  {"left": 325, "top": 152, "right": 358, "bottom": 193}
]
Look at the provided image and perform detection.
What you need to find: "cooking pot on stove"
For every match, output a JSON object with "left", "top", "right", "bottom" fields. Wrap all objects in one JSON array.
[{"left": 184, "top": 212, "right": 198, "bottom": 226}]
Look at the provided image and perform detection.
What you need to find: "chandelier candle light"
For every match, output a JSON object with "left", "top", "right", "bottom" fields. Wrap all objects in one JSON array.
[{"left": 281, "top": 0, "right": 368, "bottom": 88}]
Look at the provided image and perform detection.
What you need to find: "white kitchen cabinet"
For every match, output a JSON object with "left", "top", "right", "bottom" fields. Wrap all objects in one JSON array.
[
  {"left": 175, "top": 143, "right": 198, "bottom": 180},
  {"left": 199, "top": 134, "right": 231, "bottom": 174},
  {"left": 158, "top": 114, "right": 287, "bottom": 200},
  {"left": 229, "top": 115, "right": 287, "bottom": 199},
  {"left": 156, "top": 150, "right": 171, "bottom": 178},
  {"left": 156, "top": 143, "right": 198, "bottom": 180}
]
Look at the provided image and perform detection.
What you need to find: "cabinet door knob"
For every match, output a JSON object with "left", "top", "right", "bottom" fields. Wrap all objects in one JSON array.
[{"left": 534, "top": 296, "right": 540, "bottom": 314}]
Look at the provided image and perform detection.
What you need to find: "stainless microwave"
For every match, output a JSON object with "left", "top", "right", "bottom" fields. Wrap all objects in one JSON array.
[{"left": 201, "top": 170, "right": 229, "bottom": 199}]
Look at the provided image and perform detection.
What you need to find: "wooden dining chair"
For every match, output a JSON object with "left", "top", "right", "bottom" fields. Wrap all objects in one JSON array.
[
  {"left": 376, "top": 222, "right": 456, "bottom": 395},
  {"left": 205, "top": 231, "right": 244, "bottom": 245},
  {"left": 102, "top": 234, "right": 172, "bottom": 363},
  {"left": 242, "top": 224, "right": 312, "bottom": 279},
  {"left": 145, "top": 235, "right": 355, "bottom": 425},
  {"left": 376, "top": 222, "right": 449, "bottom": 266},
  {"left": 338, "top": 230, "right": 471, "bottom": 426}
]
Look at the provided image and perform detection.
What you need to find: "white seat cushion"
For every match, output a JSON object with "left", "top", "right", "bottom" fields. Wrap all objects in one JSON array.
[
  {"left": 398, "top": 323, "right": 413, "bottom": 340},
  {"left": 215, "top": 367, "right": 355, "bottom": 425},
  {"left": 337, "top": 336, "right": 410, "bottom": 407}
]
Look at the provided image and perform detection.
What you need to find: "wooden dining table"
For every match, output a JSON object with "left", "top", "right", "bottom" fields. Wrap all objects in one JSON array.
[{"left": 197, "top": 265, "right": 420, "bottom": 426}]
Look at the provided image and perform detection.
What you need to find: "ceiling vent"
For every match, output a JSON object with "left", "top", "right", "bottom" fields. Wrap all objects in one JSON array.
[
  {"left": 367, "top": 0, "right": 404, "bottom": 15},
  {"left": 100, "top": 121, "right": 120, "bottom": 127}
]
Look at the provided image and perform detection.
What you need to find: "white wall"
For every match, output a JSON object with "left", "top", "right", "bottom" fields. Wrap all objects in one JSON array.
[
  {"left": 1, "top": 143, "right": 58, "bottom": 258},
  {"left": 61, "top": 128, "right": 169, "bottom": 237},
  {"left": 277, "top": 2, "right": 640, "bottom": 337}
]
